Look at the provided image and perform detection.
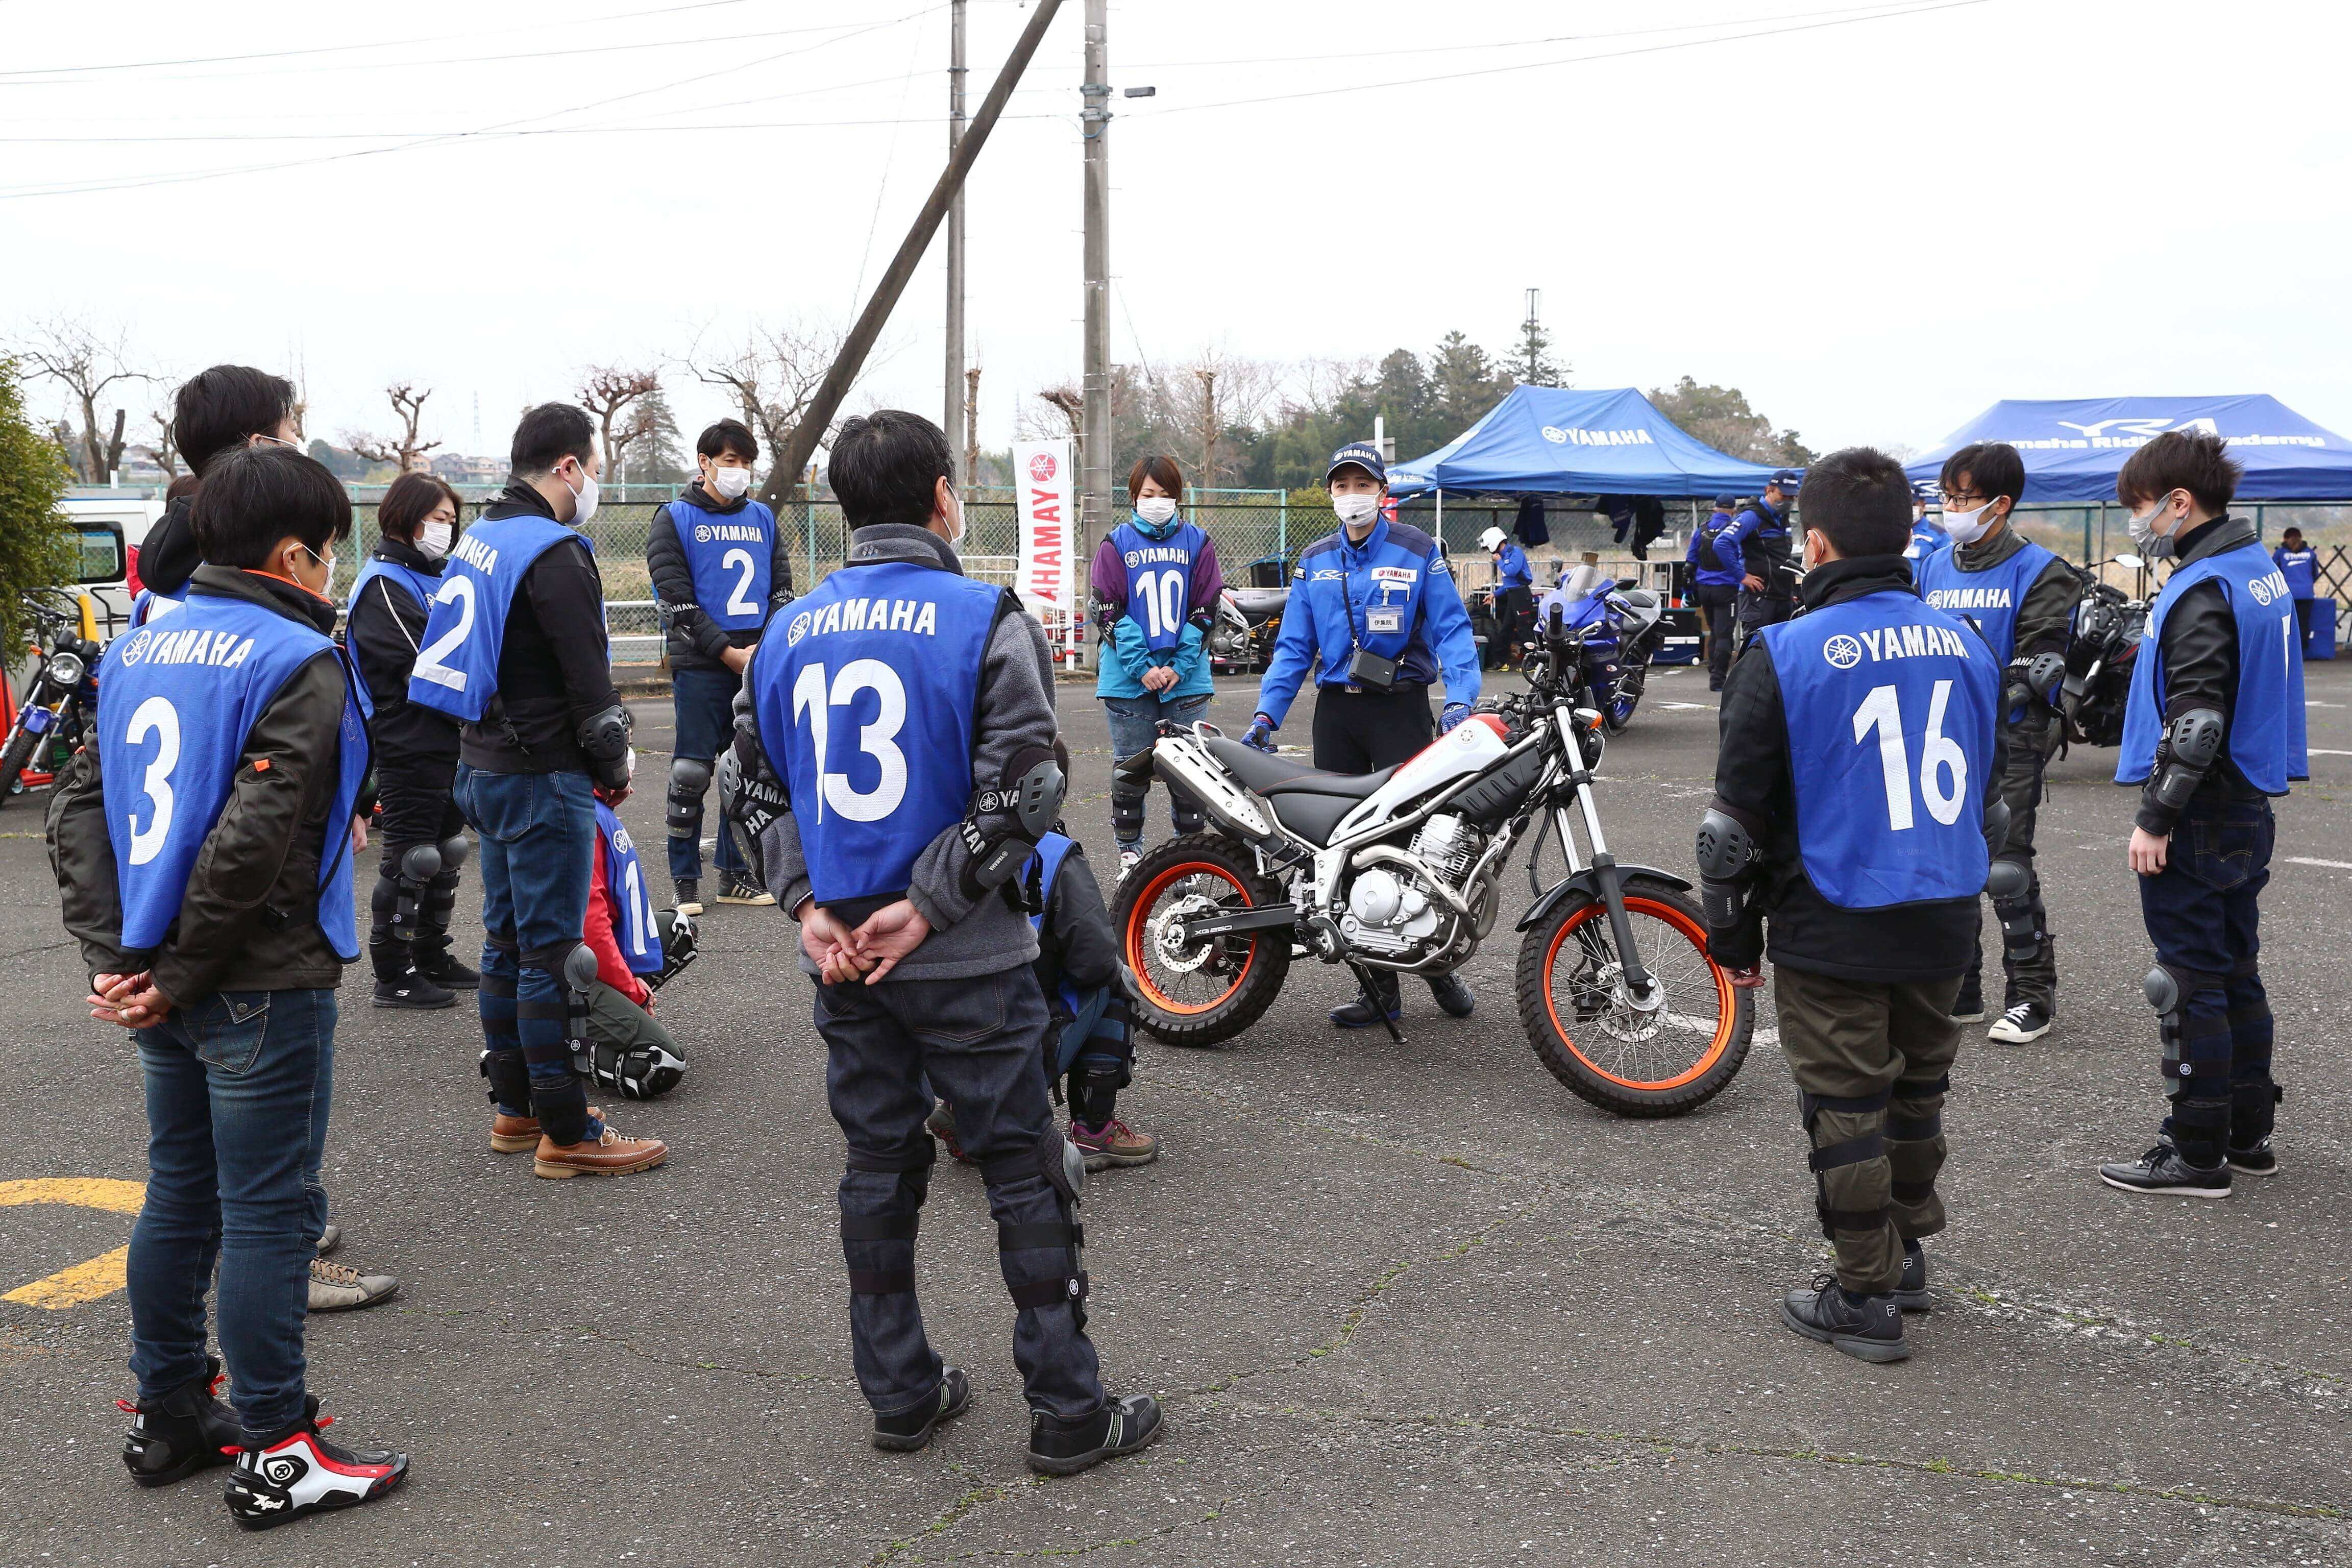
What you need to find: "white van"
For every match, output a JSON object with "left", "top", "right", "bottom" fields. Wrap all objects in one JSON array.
[{"left": 57, "top": 490, "right": 156, "bottom": 643}]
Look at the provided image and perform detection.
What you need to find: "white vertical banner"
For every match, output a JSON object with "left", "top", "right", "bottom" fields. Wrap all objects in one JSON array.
[{"left": 1012, "top": 438, "right": 1078, "bottom": 654}]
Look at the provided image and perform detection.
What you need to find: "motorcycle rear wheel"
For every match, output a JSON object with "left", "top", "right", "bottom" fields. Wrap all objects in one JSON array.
[
  {"left": 1114, "top": 832, "right": 1291, "bottom": 1048},
  {"left": 1515, "top": 875, "right": 1752, "bottom": 1117}
]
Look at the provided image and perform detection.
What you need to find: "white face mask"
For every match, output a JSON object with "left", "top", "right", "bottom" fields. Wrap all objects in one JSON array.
[
  {"left": 1942, "top": 499, "right": 2000, "bottom": 546},
  {"left": 562, "top": 465, "right": 600, "bottom": 526},
  {"left": 1333, "top": 493, "right": 1380, "bottom": 529},
  {"left": 417, "top": 521, "right": 454, "bottom": 560},
  {"left": 708, "top": 464, "right": 754, "bottom": 501},
  {"left": 1134, "top": 496, "right": 1179, "bottom": 526}
]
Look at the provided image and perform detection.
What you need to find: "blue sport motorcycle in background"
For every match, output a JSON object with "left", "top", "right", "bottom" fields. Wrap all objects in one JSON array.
[{"left": 1531, "top": 580, "right": 1667, "bottom": 736}]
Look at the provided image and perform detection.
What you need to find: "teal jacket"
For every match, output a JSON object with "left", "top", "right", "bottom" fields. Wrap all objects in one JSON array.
[{"left": 1096, "top": 616, "right": 1212, "bottom": 701}]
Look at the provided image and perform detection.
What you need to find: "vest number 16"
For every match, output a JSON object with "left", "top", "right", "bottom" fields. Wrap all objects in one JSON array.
[{"left": 1851, "top": 680, "right": 1968, "bottom": 830}]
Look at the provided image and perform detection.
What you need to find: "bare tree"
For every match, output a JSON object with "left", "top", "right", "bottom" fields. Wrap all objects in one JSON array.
[
  {"left": 963, "top": 365, "right": 982, "bottom": 490},
  {"left": 135, "top": 408, "right": 179, "bottom": 480},
  {"left": 682, "top": 317, "right": 854, "bottom": 486},
  {"left": 577, "top": 366, "right": 660, "bottom": 481},
  {"left": 1025, "top": 385, "right": 1084, "bottom": 443},
  {"left": 16, "top": 315, "right": 149, "bottom": 482},
  {"left": 342, "top": 383, "right": 442, "bottom": 473},
  {"left": 1153, "top": 352, "right": 1278, "bottom": 488}
]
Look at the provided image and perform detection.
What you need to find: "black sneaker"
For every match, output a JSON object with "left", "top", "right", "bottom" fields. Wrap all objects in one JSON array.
[
  {"left": 716, "top": 872, "right": 775, "bottom": 907},
  {"left": 674, "top": 879, "right": 703, "bottom": 917},
  {"left": 120, "top": 1356, "right": 240, "bottom": 1488},
  {"left": 1027, "top": 1393, "right": 1164, "bottom": 1476},
  {"left": 2099, "top": 1143, "right": 2231, "bottom": 1198},
  {"left": 413, "top": 945, "right": 480, "bottom": 990},
  {"left": 1329, "top": 989, "right": 1401, "bottom": 1030},
  {"left": 2227, "top": 1138, "right": 2279, "bottom": 1178},
  {"left": 872, "top": 1367, "right": 971, "bottom": 1452},
  {"left": 224, "top": 1396, "right": 407, "bottom": 1530},
  {"left": 1987, "top": 1000, "right": 2051, "bottom": 1044},
  {"left": 1949, "top": 975, "right": 1984, "bottom": 1024},
  {"left": 1427, "top": 972, "right": 1476, "bottom": 1018},
  {"left": 371, "top": 970, "right": 456, "bottom": 1010},
  {"left": 1893, "top": 1240, "right": 1932, "bottom": 1313},
  {"left": 1780, "top": 1275, "right": 1909, "bottom": 1363}
]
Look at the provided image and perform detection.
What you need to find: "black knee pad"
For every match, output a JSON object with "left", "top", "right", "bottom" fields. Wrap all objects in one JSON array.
[
  {"left": 1110, "top": 782, "right": 1146, "bottom": 842},
  {"left": 479, "top": 1048, "right": 532, "bottom": 1112},
  {"left": 2146, "top": 964, "right": 2230, "bottom": 1098},
  {"left": 667, "top": 756, "right": 713, "bottom": 840}
]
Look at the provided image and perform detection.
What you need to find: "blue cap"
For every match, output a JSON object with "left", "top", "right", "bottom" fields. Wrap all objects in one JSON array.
[
  {"left": 1910, "top": 479, "right": 1940, "bottom": 505},
  {"left": 1327, "top": 442, "right": 1387, "bottom": 485},
  {"left": 1770, "top": 468, "right": 1803, "bottom": 493},
  {"left": 1712, "top": 494, "right": 1739, "bottom": 510}
]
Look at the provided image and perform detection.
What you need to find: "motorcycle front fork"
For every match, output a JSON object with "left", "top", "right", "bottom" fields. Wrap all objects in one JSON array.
[{"left": 1550, "top": 775, "right": 1655, "bottom": 1001}]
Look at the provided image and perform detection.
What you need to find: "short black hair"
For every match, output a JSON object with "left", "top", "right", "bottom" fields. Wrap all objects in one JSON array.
[
  {"left": 191, "top": 445, "right": 353, "bottom": 569},
  {"left": 1938, "top": 442, "right": 2026, "bottom": 506},
  {"left": 2282, "top": 526, "right": 2305, "bottom": 542},
  {"left": 378, "top": 469, "right": 463, "bottom": 545},
  {"left": 2116, "top": 430, "right": 2240, "bottom": 514},
  {"left": 173, "top": 364, "right": 297, "bottom": 477},
  {"left": 697, "top": 419, "right": 759, "bottom": 463},
  {"left": 828, "top": 410, "right": 950, "bottom": 530},
  {"left": 1796, "top": 446, "right": 1910, "bottom": 558},
  {"left": 510, "top": 402, "right": 597, "bottom": 474}
]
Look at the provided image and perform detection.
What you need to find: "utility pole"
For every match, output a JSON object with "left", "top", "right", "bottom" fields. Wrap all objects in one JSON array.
[
  {"left": 1079, "top": 0, "right": 1111, "bottom": 667},
  {"left": 943, "top": 0, "right": 968, "bottom": 489}
]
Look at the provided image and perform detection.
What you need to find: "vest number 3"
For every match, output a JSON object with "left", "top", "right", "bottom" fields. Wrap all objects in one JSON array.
[
  {"left": 125, "top": 695, "right": 181, "bottom": 866},
  {"left": 1850, "top": 680, "right": 1967, "bottom": 831},
  {"left": 791, "top": 659, "right": 909, "bottom": 823}
]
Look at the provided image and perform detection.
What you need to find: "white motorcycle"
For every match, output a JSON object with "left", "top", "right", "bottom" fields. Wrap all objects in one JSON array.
[{"left": 1108, "top": 628, "right": 1754, "bottom": 1117}]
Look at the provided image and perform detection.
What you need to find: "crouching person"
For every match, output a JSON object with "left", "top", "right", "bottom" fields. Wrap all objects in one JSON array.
[
  {"left": 49, "top": 445, "right": 408, "bottom": 1527},
  {"left": 727, "top": 410, "right": 1161, "bottom": 1474},
  {"left": 573, "top": 788, "right": 691, "bottom": 1102},
  {"left": 1696, "top": 448, "right": 2004, "bottom": 1364}
]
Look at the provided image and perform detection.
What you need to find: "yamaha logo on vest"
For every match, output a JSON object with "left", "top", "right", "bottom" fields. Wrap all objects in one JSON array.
[
  {"left": 1924, "top": 587, "right": 2013, "bottom": 611},
  {"left": 695, "top": 524, "right": 711, "bottom": 544},
  {"left": 787, "top": 610, "right": 812, "bottom": 646},
  {"left": 2248, "top": 570, "right": 2289, "bottom": 606},
  {"left": 1824, "top": 634, "right": 1863, "bottom": 670},
  {"left": 693, "top": 522, "right": 765, "bottom": 546}
]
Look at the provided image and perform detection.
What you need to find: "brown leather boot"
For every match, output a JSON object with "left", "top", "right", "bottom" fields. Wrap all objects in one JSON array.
[
  {"left": 492, "top": 1107, "right": 601, "bottom": 1154},
  {"left": 533, "top": 1123, "right": 668, "bottom": 1179}
]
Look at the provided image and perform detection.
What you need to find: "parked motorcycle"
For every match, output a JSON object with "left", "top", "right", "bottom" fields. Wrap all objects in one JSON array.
[
  {"left": 2057, "top": 553, "right": 2148, "bottom": 749},
  {"left": 1108, "top": 611, "right": 1754, "bottom": 1117},
  {"left": 1208, "top": 585, "right": 1287, "bottom": 674},
  {"left": 0, "top": 587, "right": 104, "bottom": 806},
  {"left": 1535, "top": 581, "right": 1666, "bottom": 734}
]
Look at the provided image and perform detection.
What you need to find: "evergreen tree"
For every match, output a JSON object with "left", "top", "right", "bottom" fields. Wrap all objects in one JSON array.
[{"left": 0, "top": 357, "right": 75, "bottom": 655}]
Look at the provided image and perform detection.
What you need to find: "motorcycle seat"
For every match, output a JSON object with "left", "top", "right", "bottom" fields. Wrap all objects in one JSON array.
[
  {"left": 1228, "top": 587, "right": 1290, "bottom": 616},
  {"left": 1203, "top": 737, "right": 1396, "bottom": 800}
]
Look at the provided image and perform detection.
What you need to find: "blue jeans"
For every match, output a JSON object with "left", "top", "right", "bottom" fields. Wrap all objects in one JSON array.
[
  {"left": 2140, "top": 794, "right": 2276, "bottom": 1165},
  {"left": 129, "top": 987, "right": 336, "bottom": 1445},
  {"left": 669, "top": 665, "right": 746, "bottom": 883},
  {"left": 1101, "top": 692, "right": 1210, "bottom": 849},
  {"left": 455, "top": 765, "right": 596, "bottom": 1128}
]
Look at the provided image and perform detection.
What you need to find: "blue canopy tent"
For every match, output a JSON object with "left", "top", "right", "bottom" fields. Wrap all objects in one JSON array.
[
  {"left": 1389, "top": 385, "right": 1781, "bottom": 499},
  {"left": 1904, "top": 396, "right": 2352, "bottom": 502}
]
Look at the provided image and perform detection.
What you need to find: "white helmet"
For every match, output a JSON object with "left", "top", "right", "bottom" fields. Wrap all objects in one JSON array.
[{"left": 1479, "top": 526, "right": 1508, "bottom": 552}]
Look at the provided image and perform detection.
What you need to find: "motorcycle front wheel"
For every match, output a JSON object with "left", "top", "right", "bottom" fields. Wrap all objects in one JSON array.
[
  {"left": 1113, "top": 832, "right": 1292, "bottom": 1048},
  {"left": 0, "top": 720, "right": 40, "bottom": 806},
  {"left": 1603, "top": 662, "right": 1648, "bottom": 733},
  {"left": 1515, "top": 875, "right": 1752, "bottom": 1117}
]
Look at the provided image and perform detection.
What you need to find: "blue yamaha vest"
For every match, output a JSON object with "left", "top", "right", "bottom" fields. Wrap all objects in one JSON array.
[
  {"left": 1110, "top": 519, "right": 1206, "bottom": 654},
  {"left": 596, "top": 800, "right": 666, "bottom": 977},
  {"left": 669, "top": 495, "right": 777, "bottom": 632},
  {"left": 1914, "top": 536, "right": 2057, "bottom": 663},
  {"left": 1025, "top": 830, "right": 1085, "bottom": 1017},
  {"left": 2273, "top": 546, "right": 2317, "bottom": 599},
  {"left": 99, "top": 591, "right": 372, "bottom": 962},
  {"left": 1760, "top": 591, "right": 1999, "bottom": 910},
  {"left": 2117, "top": 543, "right": 2308, "bottom": 795},
  {"left": 346, "top": 554, "right": 442, "bottom": 617},
  {"left": 131, "top": 586, "right": 187, "bottom": 628},
  {"left": 753, "top": 559, "right": 1005, "bottom": 905},
  {"left": 1904, "top": 522, "right": 1949, "bottom": 563},
  {"left": 405, "top": 513, "right": 589, "bottom": 721}
]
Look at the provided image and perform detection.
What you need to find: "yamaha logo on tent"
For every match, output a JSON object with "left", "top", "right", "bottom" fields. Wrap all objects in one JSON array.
[{"left": 1824, "top": 634, "right": 1864, "bottom": 670}]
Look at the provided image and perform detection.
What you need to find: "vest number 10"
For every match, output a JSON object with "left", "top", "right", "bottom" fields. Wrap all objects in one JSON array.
[
  {"left": 791, "top": 659, "right": 909, "bottom": 822},
  {"left": 1134, "top": 568, "right": 1186, "bottom": 641},
  {"left": 1851, "top": 680, "right": 1969, "bottom": 831}
]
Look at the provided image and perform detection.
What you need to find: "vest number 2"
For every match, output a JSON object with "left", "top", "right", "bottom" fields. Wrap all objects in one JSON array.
[
  {"left": 410, "top": 575, "right": 477, "bottom": 693},
  {"left": 1850, "top": 680, "right": 1968, "bottom": 831},
  {"left": 722, "top": 548, "right": 760, "bottom": 619},
  {"left": 125, "top": 696, "right": 182, "bottom": 866},
  {"left": 791, "top": 659, "right": 909, "bottom": 823}
]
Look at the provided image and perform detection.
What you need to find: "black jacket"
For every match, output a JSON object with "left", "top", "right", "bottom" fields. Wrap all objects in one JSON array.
[
  {"left": 139, "top": 495, "right": 200, "bottom": 599},
  {"left": 50, "top": 567, "right": 360, "bottom": 1001},
  {"left": 2135, "top": 514, "right": 2266, "bottom": 834},
  {"left": 346, "top": 536, "right": 461, "bottom": 770},
  {"left": 1029, "top": 837, "right": 1124, "bottom": 1021},
  {"left": 646, "top": 482, "right": 796, "bottom": 671},
  {"left": 458, "top": 480, "right": 622, "bottom": 774},
  {"left": 1708, "top": 555, "right": 2007, "bottom": 984}
]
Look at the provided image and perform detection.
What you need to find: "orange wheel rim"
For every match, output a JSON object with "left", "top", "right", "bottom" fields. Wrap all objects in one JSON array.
[
  {"left": 1124, "top": 861, "right": 1258, "bottom": 1015},
  {"left": 1541, "top": 895, "right": 1734, "bottom": 1091}
]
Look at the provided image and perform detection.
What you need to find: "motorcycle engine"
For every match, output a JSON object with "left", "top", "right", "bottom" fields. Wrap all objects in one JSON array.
[{"left": 1338, "top": 815, "right": 1487, "bottom": 960}]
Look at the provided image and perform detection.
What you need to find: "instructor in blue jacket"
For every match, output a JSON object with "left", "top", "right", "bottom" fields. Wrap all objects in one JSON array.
[{"left": 1247, "top": 442, "right": 1482, "bottom": 1028}]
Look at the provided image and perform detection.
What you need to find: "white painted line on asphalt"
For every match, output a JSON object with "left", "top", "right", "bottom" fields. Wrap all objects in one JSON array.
[
  {"left": 1656, "top": 701, "right": 1717, "bottom": 711},
  {"left": 2308, "top": 748, "right": 2352, "bottom": 756},
  {"left": 2308, "top": 700, "right": 2344, "bottom": 708},
  {"left": 2285, "top": 856, "right": 2352, "bottom": 871}
]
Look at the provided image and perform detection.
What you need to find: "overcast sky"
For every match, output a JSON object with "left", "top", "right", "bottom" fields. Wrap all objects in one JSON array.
[{"left": 4, "top": 0, "right": 2346, "bottom": 469}]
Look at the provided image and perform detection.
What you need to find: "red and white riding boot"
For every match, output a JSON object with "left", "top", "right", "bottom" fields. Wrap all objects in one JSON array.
[{"left": 224, "top": 1394, "right": 408, "bottom": 1530}]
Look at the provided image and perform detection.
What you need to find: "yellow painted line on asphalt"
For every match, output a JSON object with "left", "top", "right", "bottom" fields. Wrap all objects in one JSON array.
[{"left": 0, "top": 1178, "right": 146, "bottom": 1310}]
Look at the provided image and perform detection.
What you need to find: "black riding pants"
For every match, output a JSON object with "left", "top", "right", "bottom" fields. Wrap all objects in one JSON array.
[{"left": 1310, "top": 683, "right": 1435, "bottom": 774}]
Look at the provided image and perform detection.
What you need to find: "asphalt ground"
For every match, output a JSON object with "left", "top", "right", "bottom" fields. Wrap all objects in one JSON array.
[{"left": 4, "top": 657, "right": 2351, "bottom": 1567}]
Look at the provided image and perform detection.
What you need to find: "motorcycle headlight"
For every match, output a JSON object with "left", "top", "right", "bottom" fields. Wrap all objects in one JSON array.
[{"left": 46, "top": 650, "right": 85, "bottom": 687}]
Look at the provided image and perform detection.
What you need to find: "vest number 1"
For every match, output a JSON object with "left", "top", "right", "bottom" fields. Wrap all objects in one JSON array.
[
  {"left": 1851, "top": 680, "right": 1968, "bottom": 831},
  {"left": 791, "top": 659, "right": 909, "bottom": 823}
]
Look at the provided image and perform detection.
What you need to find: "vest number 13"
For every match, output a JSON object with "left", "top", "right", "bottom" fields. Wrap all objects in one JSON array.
[
  {"left": 791, "top": 659, "right": 909, "bottom": 822},
  {"left": 1851, "top": 680, "right": 1968, "bottom": 830}
]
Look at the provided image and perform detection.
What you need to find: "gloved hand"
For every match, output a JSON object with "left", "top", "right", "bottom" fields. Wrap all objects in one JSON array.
[
  {"left": 1440, "top": 702, "right": 1471, "bottom": 734},
  {"left": 1243, "top": 713, "right": 1278, "bottom": 752}
]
